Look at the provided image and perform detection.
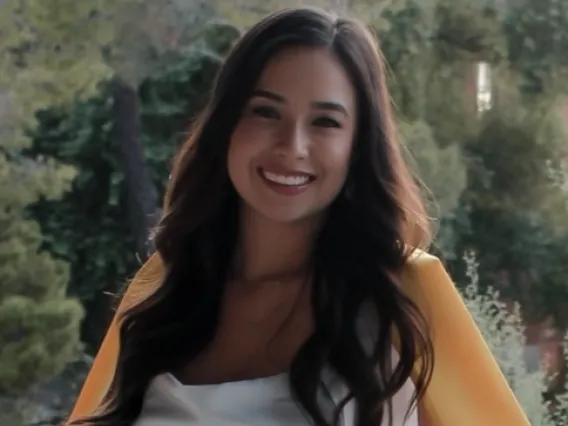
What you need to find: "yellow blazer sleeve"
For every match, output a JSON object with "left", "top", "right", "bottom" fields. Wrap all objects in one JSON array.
[
  {"left": 67, "top": 253, "right": 164, "bottom": 423},
  {"left": 403, "top": 250, "right": 530, "bottom": 426},
  {"left": 68, "top": 251, "right": 530, "bottom": 426}
]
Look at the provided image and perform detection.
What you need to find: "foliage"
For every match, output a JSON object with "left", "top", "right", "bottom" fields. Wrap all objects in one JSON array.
[
  {"left": 26, "top": 25, "right": 240, "bottom": 351},
  {"left": 455, "top": 79, "right": 568, "bottom": 324},
  {"left": 0, "top": 0, "right": 216, "bottom": 124},
  {"left": 0, "top": 125, "right": 83, "bottom": 394},
  {"left": 376, "top": 0, "right": 473, "bottom": 255},
  {"left": 371, "top": 0, "right": 568, "bottom": 326},
  {"left": 12, "top": 0, "right": 568, "bottom": 364},
  {"left": 460, "top": 251, "right": 568, "bottom": 425},
  {"left": 0, "top": 0, "right": 120, "bottom": 128},
  {"left": 504, "top": 0, "right": 568, "bottom": 95}
]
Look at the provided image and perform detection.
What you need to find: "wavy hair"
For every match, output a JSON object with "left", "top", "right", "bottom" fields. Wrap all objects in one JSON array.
[{"left": 69, "top": 7, "right": 434, "bottom": 426}]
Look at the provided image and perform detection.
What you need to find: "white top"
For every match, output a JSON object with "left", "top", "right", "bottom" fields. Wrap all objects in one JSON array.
[
  {"left": 134, "top": 352, "right": 418, "bottom": 426},
  {"left": 134, "top": 308, "right": 419, "bottom": 426}
]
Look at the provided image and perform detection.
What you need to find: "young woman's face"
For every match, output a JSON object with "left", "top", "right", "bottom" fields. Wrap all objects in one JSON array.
[{"left": 228, "top": 46, "right": 357, "bottom": 224}]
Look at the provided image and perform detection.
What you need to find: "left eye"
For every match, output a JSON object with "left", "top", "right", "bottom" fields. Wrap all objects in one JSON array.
[{"left": 313, "top": 117, "right": 341, "bottom": 128}]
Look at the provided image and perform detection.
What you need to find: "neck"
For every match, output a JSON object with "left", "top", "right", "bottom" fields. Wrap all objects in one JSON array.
[{"left": 234, "top": 207, "right": 321, "bottom": 284}]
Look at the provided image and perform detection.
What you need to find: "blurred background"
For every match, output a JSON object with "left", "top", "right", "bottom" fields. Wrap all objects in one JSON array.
[{"left": 1, "top": 0, "right": 568, "bottom": 425}]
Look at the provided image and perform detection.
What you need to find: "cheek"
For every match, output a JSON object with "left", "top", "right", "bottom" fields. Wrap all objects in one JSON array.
[
  {"left": 318, "top": 139, "right": 354, "bottom": 183},
  {"left": 229, "top": 121, "right": 266, "bottom": 157},
  {"left": 311, "top": 138, "right": 354, "bottom": 207},
  {"left": 227, "top": 125, "right": 259, "bottom": 188},
  {"left": 227, "top": 138, "right": 246, "bottom": 186}
]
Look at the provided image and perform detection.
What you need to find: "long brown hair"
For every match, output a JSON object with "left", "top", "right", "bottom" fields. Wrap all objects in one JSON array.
[{"left": 70, "top": 7, "right": 434, "bottom": 426}]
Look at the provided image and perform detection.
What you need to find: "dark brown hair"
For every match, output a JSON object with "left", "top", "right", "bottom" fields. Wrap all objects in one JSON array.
[{"left": 69, "top": 7, "right": 434, "bottom": 426}]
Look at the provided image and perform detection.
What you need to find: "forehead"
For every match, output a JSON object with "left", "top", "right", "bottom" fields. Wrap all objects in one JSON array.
[{"left": 255, "top": 46, "right": 356, "bottom": 109}]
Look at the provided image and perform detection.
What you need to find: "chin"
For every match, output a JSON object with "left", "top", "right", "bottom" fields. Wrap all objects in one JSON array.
[{"left": 245, "top": 202, "right": 322, "bottom": 226}]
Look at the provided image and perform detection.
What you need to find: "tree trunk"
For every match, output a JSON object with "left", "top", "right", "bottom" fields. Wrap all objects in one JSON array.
[{"left": 110, "top": 77, "right": 160, "bottom": 260}]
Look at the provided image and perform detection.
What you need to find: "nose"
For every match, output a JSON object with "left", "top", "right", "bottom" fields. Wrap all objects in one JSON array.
[{"left": 274, "top": 124, "right": 309, "bottom": 160}]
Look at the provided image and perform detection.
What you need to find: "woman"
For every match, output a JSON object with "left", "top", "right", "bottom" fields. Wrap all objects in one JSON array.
[{"left": 67, "top": 7, "right": 529, "bottom": 426}]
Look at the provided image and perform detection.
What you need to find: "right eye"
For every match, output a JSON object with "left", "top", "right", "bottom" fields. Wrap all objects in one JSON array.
[{"left": 251, "top": 105, "right": 280, "bottom": 119}]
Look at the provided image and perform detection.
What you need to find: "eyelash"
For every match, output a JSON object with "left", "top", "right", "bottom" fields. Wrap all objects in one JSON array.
[
  {"left": 250, "top": 105, "right": 341, "bottom": 128},
  {"left": 313, "top": 117, "right": 341, "bottom": 128},
  {"left": 251, "top": 105, "right": 280, "bottom": 119}
]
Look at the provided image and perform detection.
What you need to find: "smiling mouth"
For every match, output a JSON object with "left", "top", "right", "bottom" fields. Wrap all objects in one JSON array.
[{"left": 258, "top": 168, "right": 315, "bottom": 187}]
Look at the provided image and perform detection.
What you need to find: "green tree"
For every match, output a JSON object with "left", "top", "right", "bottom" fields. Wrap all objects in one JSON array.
[
  {"left": 365, "top": 0, "right": 568, "bottom": 326},
  {"left": 0, "top": 0, "right": 216, "bottom": 261},
  {"left": 0, "top": 118, "right": 83, "bottom": 394},
  {"left": 27, "top": 23, "right": 240, "bottom": 350},
  {"left": 371, "top": 0, "right": 470, "bottom": 254},
  {"left": 0, "top": 0, "right": 228, "bottom": 349},
  {"left": 452, "top": 0, "right": 568, "bottom": 325}
]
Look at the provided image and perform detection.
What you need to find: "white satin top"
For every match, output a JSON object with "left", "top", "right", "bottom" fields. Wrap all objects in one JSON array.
[
  {"left": 133, "top": 307, "right": 419, "bottom": 426},
  {"left": 134, "top": 364, "right": 418, "bottom": 426}
]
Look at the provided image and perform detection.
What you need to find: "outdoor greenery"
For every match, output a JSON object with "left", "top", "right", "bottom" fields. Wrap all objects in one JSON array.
[
  {"left": 461, "top": 251, "right": 568, "bottom": 426},
  {"left": 0, "top": 0, "right": 567, "bottom": 424},
  {"left": 26, "top": 22, "right": 238, "bottom": 350}
]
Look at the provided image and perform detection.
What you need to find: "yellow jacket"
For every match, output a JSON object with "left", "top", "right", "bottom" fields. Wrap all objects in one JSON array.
[{"left": 67, "top": 250, "right": 530, "bottom": 426}]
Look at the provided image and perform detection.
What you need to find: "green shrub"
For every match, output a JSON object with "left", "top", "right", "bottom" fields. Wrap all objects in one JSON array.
[{"left": 460, "top": 250, "right": 568, "bottom": 425}]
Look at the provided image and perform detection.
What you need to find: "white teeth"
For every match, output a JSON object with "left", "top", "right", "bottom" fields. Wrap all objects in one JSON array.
[{"left": 262, "top": 170, "right": 310, "bottom": 186}]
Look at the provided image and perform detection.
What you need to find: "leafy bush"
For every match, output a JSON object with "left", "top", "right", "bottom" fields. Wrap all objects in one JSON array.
[{"left": 460, "top": 251, "right": 568, "bottom": 425}]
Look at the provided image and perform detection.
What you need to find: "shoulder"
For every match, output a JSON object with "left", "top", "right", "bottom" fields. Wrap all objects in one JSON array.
[
  {"left": 118, "top": 253, "right": 164, "bottom": 314},
  {"left": 357, "top": 250, "right": 446, "bottom": 340},
  {"left": 401, "top": 249, "right": 453, "bottom": 308},
  {"left": 404, "top": 249, "right": 445, "bottom": 276}
]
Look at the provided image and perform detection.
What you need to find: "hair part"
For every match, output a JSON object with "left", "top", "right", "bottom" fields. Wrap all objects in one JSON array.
[{"left": 69, "top": 7, "right": 434, "bottom": 426}]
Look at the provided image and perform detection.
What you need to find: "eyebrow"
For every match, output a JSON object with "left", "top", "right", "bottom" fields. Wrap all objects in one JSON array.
[
  {"left": 251, "top": 89, "right": 349, "bottom": 116},
  {"left": 312, "top": 100, "right": 348, "bottom": 116},
  {"left": 252, "top": 89, "right": 285, "bottom": 103}
]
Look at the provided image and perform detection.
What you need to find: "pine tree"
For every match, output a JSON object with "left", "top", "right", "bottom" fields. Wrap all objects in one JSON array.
[{"left": 0, "top": 125, "right": 83, "bottom": 394}]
